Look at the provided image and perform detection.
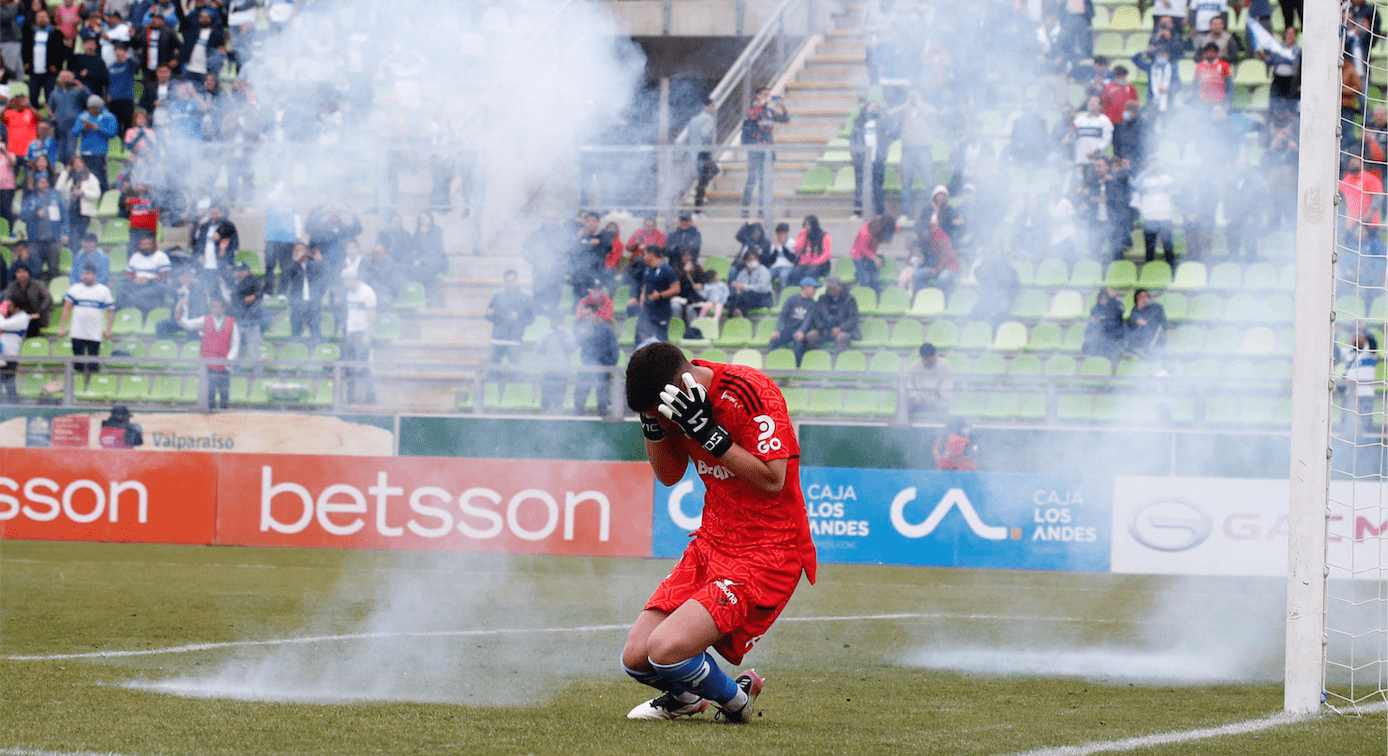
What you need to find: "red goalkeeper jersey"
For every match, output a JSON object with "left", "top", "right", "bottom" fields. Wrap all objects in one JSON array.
[{"left": 682, "top": 360, "right": 817, "bottom": 583}]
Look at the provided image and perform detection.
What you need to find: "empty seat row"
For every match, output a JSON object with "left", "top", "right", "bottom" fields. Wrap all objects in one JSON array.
[{"left": 23, "top": 372, "right": 335, "bottom": 406}]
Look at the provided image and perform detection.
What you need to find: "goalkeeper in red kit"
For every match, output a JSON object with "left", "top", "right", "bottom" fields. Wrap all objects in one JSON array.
[{"left": 620, "top": 342, "right": 816, "bottom": 723}]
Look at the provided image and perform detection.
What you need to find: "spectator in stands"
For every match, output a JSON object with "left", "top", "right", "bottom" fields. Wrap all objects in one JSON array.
[
  {"left": 907, "top": 342, "right": 952, "bottom": 418},
  {"left": 681, "top": 97, "right": 718, "bottom": 211},
  {"left": 341, "top": 270, "right": 376, "bottom": 406},
  {"left": 156, "top": 265, "right": 209, "bottom": 338},
  {"left": 24, "top": 152, "right": 52, "bottom": 192},
  {"left": 741, "top": 86, "right": 789, "bottom": 217},
  {"left": 633, "top": 246, "right": 679, "bottom": 344},
  {"left": 1225, "top": 155, "right": 1269, "bottom": 260},
  {"left": 1263, "top": 110, "right": 1300, "bottom": 228},
  {"left": 805, "top": 276, "right": 860, "bottom": 357},
  {"left": 285, "top": 242, "right": 326, "bottom": 341},
  {"left": 1343, "top": 59, "right": 1365, "bottom": 153},
  {"left": 25, "top": 120, "right": 56, "bottom": 176},
  {"left": 191, "top": 201, "right": 238, "bottom": 286},
  {"left": 1048, "top": 187, "right": 1080, "bottom": 262},
  {"left": 1194, "top": 16, "right": 1245, "bottom": 66},
  {"left": 767, "top": 277, "right": 819, "bottom": 366},
  {"left": 49, "top": 71, "right": 90, "bottom": 165},
  {"left": 577, "top": 277, "right": 614, "bottom": 324},
  {"left": 363, "top": 243, "right": 404, "bottom": 310},
  {"left": 1132, "top": 44, "right": 1181, "bottom": 117},
  {"left": 733, "top": 221, "right": 771, "bottom": 280},
  {"left": 970, "top": 246, "right": 1020, "bottom": 328},
  {"left": 891, "top": 89, "right": 937, "bottom": 223},
  {"left": 228, "top": 262, "right": 263, "bottom": 367},
  {"left": 306, "top": 203, "right": 362, "bottom": 271},
  {"left": 2, "top": 95, "right": 37, "bottom": 162},
  {"left": 1072, "top": 95, "right": 1113, "bottom": 164},
  {"left": 121, "top": 235, "right": 172, "bottom": 313},
  {"left": 486, "top": 268, "right": 534, "bottom": 371},
  {"left": 851, "top": 99, "right": 889, "bottom": 218},
  {"left": 0, "top": 298, "right": 30, "bottom": 402},
  {"left": 1337, "top": 326, "right": 1378, "bottom": 433},
  {"left": 69, "top": 233, "right": 108, "bottom": 285},
  {"left": 1366, "top": 106, "right": 1388, "bottom": 182},
  {"left": 790, "top": 215, "right": 832, "bottom": 283},
  {"left": 574, "top": 302, "right": 619, "bottom": 417},
  {"left": 934, "top": 417, "right": 977, "bottom": 471},
  {"left": 137, "top": 63, "right": 174, "bottom": 120},
  {"left": 8, "top": 240, "right": 39, "bottom": 285},
  {"left": 56, "top": 155, "right": 101, "bottom": 244},
  {"left": 1266, "top": 27, "right": 1302, "bottom": 114},
  {"left": 694, "top": 269, "right": 729, "bottom": 321},
  {"left": 626, "top": 215, "right": 665, "bottom": 256},
  {"left": 1077, "top": 56, "right": 1111, "bottom": 102},
  {"left": 1145, "top": 16, "right": 1185, "bottom": 61},
  {"left": 177, "top": 295, "right": 238, "bottom": 410},
  {"left": 58, "top": 262, "right": 115, "bottom": 374},
  {"left": 1346, "top": 0, "right": 1379, "bottom": 79},
  {"left": 522, "top": 213, "right": 569, "bottom": 316},
  {"left": 1124, "top": 289, "right": 1167, "bottom": 358},
  {"left": 666, "top": 211, "right": 702, "bottom": 264},
  {"left": 727, "top": 253, "right": 773, "bottom": 318},
  {"left": 4, "top": 264, "right": 49, "bottom": 337},
  {"left": 767, "top": 222, "right": 797, "bottom": 289},
  {"left": 1009, "top": 99, "right": 1050, "bottom": 169},
  {"left": 571, "top": 210, "right": 611, "bottom": 299},
  {"left": 850, "top": 215, "right": 895, "bottom": 293},
  {"left": 1100, "top": 66, "right": 1139, "bottom": 125},
  {"left": 177, "top": 6, "right": 226, "bottom": 89},
  {"left": 73, "top": 94, "right": 118, "bottom": 193},
  {"left": 24, "top": 9, "right": 68, "bottom": 106},
  {"left": 0, "top": 141, "right": 13, "bottom": 230},
  {"left": 123, "top": 108, "right": 157, "bottom": 156},
  {"left": 1112, "top": 102, "right": 1146, "bottom": 166},
  {"left": 1059, "top": 0, "right": 1094, "bottom": 63},
  {"left": 1340, "top": 156, "right": 1383, "bottom": 233},
  {"left": 1150, "top": 0, "right": 1188, "bottom": 36},
  {"left": 1133, "top": 159, "right": 1176, "bottom": 266},
  {"left": 1082, "top": 287, "right": 1126, "bottom": 361},
  {"left": 401, "top": 210, "right": 444, "bottom": 284},
  {"left": 923, "top": 185, "right": 955, "bottom": 240},
  {"left": 910, "top": 218, "right": 960, "bottom": 292},
  {"left": 0, "top": 0, "right": 18, "bottom": 83},
  {"left": 124, "top": 183, "right": 159, "bottom": 250},
  {"left": 107, "top": 43, "right": 136, "bottom": 133},
  {"left": 536, "top": 318, "right": 572, "bottom": 413},
  {"left": 672, "top": 253, "right": 704, "bottom": 322},
  {"left": 1192, "top": 43, "right": 1231, "bottom": 106},
  {"left": 263, "top": 184, "right": 298, "bottom": 300},
  {"left": 21, "top": 174, "right": 66, "bottom": 282},
  {"left": 947, "top": 122, "right": 994, "bottom": 197},
  {"left": 601, "top": 220, "right": 624, "bottom": 284}
]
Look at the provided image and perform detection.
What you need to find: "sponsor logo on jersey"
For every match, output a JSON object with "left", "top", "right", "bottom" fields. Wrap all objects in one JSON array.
[
  {"left": 719, "top": 390, "right": 741, "bottom": 409},
  {"left": 696, "top": 459, "right": 733, "bottom": 480},
  {"left": 713, "top": 578, "right": 740, "bottom": 606},
  {"left": 752, "top": 414, "right": 782, "bottom": 454}
]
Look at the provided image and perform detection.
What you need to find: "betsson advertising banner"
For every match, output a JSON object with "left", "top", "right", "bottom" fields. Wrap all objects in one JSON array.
[
  {"left": 216, "top": 455, "right": 654, "bottom": 557},
  {"left": 0, "top": 448, "right": 218, "bottom": 544},
  {"left": 655, "top": 466, "right": 1111, "bottom": 571},
  {"left": 1111, "top": 476, "right": 1388, "bottom": 577}
]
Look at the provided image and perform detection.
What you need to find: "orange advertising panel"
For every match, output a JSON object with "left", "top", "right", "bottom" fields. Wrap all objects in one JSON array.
[
  {"left": 0, "top": 448, "right": 217, "bottom": 544},
  {"left": 215, "top": 454, "right": 654, "bottom": 557}
]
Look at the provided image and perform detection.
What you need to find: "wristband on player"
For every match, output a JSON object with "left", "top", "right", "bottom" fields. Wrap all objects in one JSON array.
[
  {"left": 640, "top": 415, "right": 666, "bottom": 441},
  {"left": 658, "top": 372, "right": 734, "bottom": 458}
]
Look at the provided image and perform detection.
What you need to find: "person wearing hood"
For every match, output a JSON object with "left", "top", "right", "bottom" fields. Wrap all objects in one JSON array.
[
  {"left": 919, "top": 185, "right": 955, "bottom": 240},
  {"left": 99, "top": 405, "right": 144, "bottom": 449},
  {"left": 850, "top": 98, "right": 890, "bottom": 218},
  {"left": 0, "top": 297, "right": 30, "bottom": 402},
  {"left": 1082, "top": 287, "right": 1126, "bottom": 361}
]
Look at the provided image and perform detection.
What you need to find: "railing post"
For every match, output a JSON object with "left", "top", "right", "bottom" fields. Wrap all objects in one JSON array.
[
  {"left": 893, "top": 372, "right": 908, "bottom": 427},
  {"left": 657, "top": 76, "right": 673, "bottom": 219},
  {"left": 611, "top": 370, "right": 626, "bottom": 423},
  {"left": 662, "top": 0, "right": 671, "bottom": 35},
  {"left": 197, "top": 362, "right": 208, "bottom": 409},
  {"left": 735, "top": 0, "right": 745, "bottom": 36},
  {"left": 62, "top": 358, "right": 74, "bottom": 406},
  {"left": 475, "top": 365, "right": 486, "bottom": 415},
  {"left": 332, "top": 363, "right": 342, "bottom": 411}
]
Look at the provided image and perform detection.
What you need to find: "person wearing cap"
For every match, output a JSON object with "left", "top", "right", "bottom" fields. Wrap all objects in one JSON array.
[
  {"left": 229, "top": 261, "right": 264, "bottom": 368},
  {"left": 99, "top": 405, "right": 144, "bottom": 449},
  {"left": 0, "top": 296, "right": 31, "bottom": 402},
  {"left": 805, "top": 276, "right": 860, "bottom": 358},
  {"left": 341, "top": 270, "right": 377, "bottom": 405},
  {"left": 576, "top": 277, "right": 614, "bottom": 324},
  {"left": 49, "top": 70, "right": 91, "bottom": 165},
  {"left": 73, "top": 93, "right": 118, "bottom": 193},
  {"left": 59, "top": 262, "right": 116, "bottom": 375},
  {"left": 666, "top": 212, "right": 701, "bottom": 264},
  {"left": 55, "top": 154, "right": 101, "bottom": 245},
  {"left": 69, "top": 233, "right": 109, "bottom": 286},
  {"left": 767, "top": 277, "right": 820, "bottom": 366},
  {"left": 633, "top": 246, "right": 679, "bottom": 345}
]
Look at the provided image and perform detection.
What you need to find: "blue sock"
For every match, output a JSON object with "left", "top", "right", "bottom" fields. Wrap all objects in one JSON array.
[
  {"left": 623, "top": 662, "right": 699, "bottom": 702},
  {"left": 650, "top": 652, "right": 741, "bottom": 706}
]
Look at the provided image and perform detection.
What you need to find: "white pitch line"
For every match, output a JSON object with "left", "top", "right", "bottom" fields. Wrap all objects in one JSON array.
[
  {"left": 0, "top": 749, "right": 145, "bottom": 756},
  {"left": 2, "top": 611, "right": 1222, "bottom": 663},
  {"left": 998, "top": 702, "right": 1388, "bottom": 756}
]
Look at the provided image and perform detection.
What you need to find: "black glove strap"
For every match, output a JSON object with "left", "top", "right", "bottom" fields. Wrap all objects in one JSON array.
[
  {"left": 641, "top": 415, "right": 666, "bottom": 441},
  {"left": 700, "top": 424, "right": 733, "bottom": 457}
]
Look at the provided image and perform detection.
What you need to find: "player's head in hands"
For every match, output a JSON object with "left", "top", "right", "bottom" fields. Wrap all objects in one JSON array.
[{"left": 626, "top": 342, "right": 697, "bottom": 413}]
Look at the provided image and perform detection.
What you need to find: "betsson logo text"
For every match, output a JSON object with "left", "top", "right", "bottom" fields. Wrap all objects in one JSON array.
[
  {"left": 258, "top": 467, "right": 612, "bottom": 542},
  {"left": 0, "top": 475, "right": 148, "bottom": 524}
]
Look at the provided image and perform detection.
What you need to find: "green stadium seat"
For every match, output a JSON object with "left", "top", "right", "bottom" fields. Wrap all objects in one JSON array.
[
  {"left": 1137, "top": 261, "right": 1172, "bottom": 288},
  {"left": 75, "top": 374, "right": 118, "bottom": 401},
  {"left": 96, "top": 189, "right": 121, "bottom": 218},
  {"left": 108, "top": 338, "right": 144, "bottom": 369},
  {"left": 1014, "top": 259, "right": 1035, "bottom": 287},
  {"left": 114, "top": 374, "right": 151, "bottom": 401},
  {"left": 53, "top": 340, "right": 73, "bottom": 358},
  {"left": 945, "top": 288, "right": 978, "bottom": 317},
  {"left": 859, "top": 318, "right": 889, "bottom": 348},
  {"left": 731, "top": 348, "right": 763, "bottom": 369},
  {"left": 1109, "top": 5, "right": 1142, "bottom": 30},
  {"left": 834, "top": 350, "right": 867, "bottom": 376},
  {"left": 1169, "top": 262, "right": 1207, "bottom": 291},
  {"left": 704, "top": 257, "right": 731, "bottom": 280},
  {"left": 1045, "top": 354, "right": 1077, "bottom": 376},
  {"left": 797, "top": 165, "right": 833, "bottom": 195},
  {"left": 274, "top": 341, "right": 310, "bottom": 371},
  {"left": 1167, "top": 325, "right": 1205, "bottom": 354},
  {"left": 975, "top": 352, "right": 1006, "bottom": 375},
  {"left": 1336, "top": 295, "right": 1366, "bottom": 321},
  {"left": 150, "top": 375, "right": 181, "bottom": 402},
  {"left": 801, "top": 349, "right": 833, "bottom": 372},
  {"left": 876, "top": 287, "right": 909, "bottom": 316},
  {"left": 958, "top": 321, "right": 993, "bottom": 350},
  {"left": 1020, "top": 392, "right": 1046, "bottom": 420},
  {"left": 374, "top": 312, "right": 402, "bottom": 342},
  {"left": 395, "top": 282, "right": 427, "bottom": 311},
  {"left": 265, "top": 310, "right": 291, "bottom": 340},
  {"left": 1012, "top": 290, "right": 1048, "bottom": 320},
  {"left": 680, "top": 317, "right": 713, "bottom": 347},
  {"left": 765, "top": 349, "right": 797, "bottom": 372},
  {"left": 18, "top": 371, "right": 48, "bottom": 398},
  {"left": 890, "top": 319, "right": 925, "bottom": 349},
  {"left": 1116, "top": 357, "right": 1146, "bottom": 377},
  {"left": 925, "top": 320, "right": 957, "bottom": 349},
  {"left": 835, "top": 257, "right": 858, "bottom": 285},
  {"left": 752, "top": 318, "right": 778, "bottom": 346},
  {"left": 869, "top": 351, "right": 902, "bottom": 373},
  {"left": 313, "top": 343, "right": 340, "bottom": 361},
  {"left": 1046, "top": 290, "right": 1084, "bottom": 320},
  {"left": 1079, "top": 356, "right": 1113, "bottom": 377},
  {"left": 49, "top": 277, "right": 70, "bottom": 304},
  {"left": 1061, "top": 323, "right": 1086, "bottom": 352},
  {"left": 1034, "top": 258, "right": 1069, "bottom": 287},
  {"left": 713, "top": 317, "right": 753, "bottom": 348},
  {"left": 828, "top": 166, "right": 855, "bottom": 194},
  {"left": 911, "top": 288, "right": 945, "bottom": 316},
  {"left": 1058, "top": 393, "right": 1093, "bottom": 421},
  {"left": 1070, "top": 260, "right": 1102, "bottom": 287},
  {"left": 20, "top": 337, "right": 50, "bottom": 364},
  {"left": 1009, "top": 354, "right": 1042, "bottom": 375},
  {"left": 991, "top": 321, "right": 1027, "bottom": 350},
  {"left": 143, "top": 339, "right": 178, "bottom": 369},
  {"left": 1104, "top": 260, "right": 1138, "bottom": 288},
  {"left": 1223, "top": 293, "right": 1260, "bottom": 321},
  {"left": 141, "top": 308, "right": 168, "bottom": 336},
  {"left": 850, "top": 285, "right": 876, "bottom": 313},
  {"left": 842, "top": 389, "right": 879, "bottom": 417},
  {"left": 618, "top": 317, "right": 637, "bottom": 346},
  {"left": 1244, "top": 262, "right": 1279, "bottom": 290},
  {"left": 1234, "top": 59, "right": 1271, "bottom": 86},
  {"left": 99, "top": 219, "right": 130, "bottom": 246},
  {"left": 782, "top": 387, "right": 809, "bottom": 414},
  {"left": 808, "top": 387, "right": 843, "bottom": 415},
  {"left": 1189, "top": 292, "right": 1224, "bottom": 320},
  {"left": 698, "top": 348, "right": 728, "bottom": 363},
  {"left": 522, "top": 316, "right": 550, "bottom": 344},
  {"left": 1093, "top": 32, "right": 1124, "bottom": 57},
  {"left": 309, "top": 379, "right": 335, "bottom": 407},
  {"left": 1241, "top": 327, "right": 1276, "bottom": 355},
  {"left": 1027, "top": 322, "right": 1062, "bottom": 351},
  {"left": 1162, "top": 292, "right": 1189, "bottom": 321},
  {"left": 178, "top": 340, "right": 201, "bottom": 367},
  {"left": 1208, "top": 262, "right": 1243, "bottom": 288},
  {"left": 110, "top": 307, "right": 142, "bottom": 336},
  {"left": 1206, "top": 326, "right": 1242, "bottom": 352},
  {"left": 945, "top": 353, "right": 970, "bottom": 374},
  {"left": 953, "top": 391, "right": 987, "bottom": 417}
]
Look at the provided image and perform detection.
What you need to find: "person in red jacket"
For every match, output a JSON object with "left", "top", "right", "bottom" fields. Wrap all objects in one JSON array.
[
  {"left": 1193, "top": 43, "right": 1232, "bottom": 105},
  {"left": 576, "top": 277, "right": 615, "bottom": 324},
  {"left": 1100, "top": 65, "right": 1139, "bottom": 124},
  {"left": 933, "top": 417, "right": 977, "bottom": 471}
]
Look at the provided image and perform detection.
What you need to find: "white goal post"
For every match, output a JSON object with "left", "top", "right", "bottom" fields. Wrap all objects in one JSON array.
[{"left": 1284, "top": 0, "right": 1341, "bottom": 715}]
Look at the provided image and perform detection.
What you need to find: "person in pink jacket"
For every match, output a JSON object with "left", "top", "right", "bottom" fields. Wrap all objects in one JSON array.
[
  {"left": 789, "top": 215, "right": 831, "bottom": 283},
  {"left": 849, "top": 215, "right": 896, "bottom": 293}
]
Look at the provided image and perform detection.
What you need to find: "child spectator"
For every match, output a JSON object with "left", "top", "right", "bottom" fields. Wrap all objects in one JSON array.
[{"left": 695, "top": 269, "right": 729, "bottom": 321}]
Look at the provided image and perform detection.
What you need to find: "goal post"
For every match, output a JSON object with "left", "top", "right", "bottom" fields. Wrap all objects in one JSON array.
[{"left": 1284, "top": 0, "right": 1341, "bottom": 715}]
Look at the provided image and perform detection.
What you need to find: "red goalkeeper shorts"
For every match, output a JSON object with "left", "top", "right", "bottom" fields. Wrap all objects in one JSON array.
[{"left": 644, "top": 536, "right": 804, "bottom": 666}]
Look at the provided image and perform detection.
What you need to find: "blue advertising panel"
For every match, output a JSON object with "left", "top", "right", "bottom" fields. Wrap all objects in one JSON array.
[{"left": 653, "top": 466, "right": 1110, "bottom": 572}]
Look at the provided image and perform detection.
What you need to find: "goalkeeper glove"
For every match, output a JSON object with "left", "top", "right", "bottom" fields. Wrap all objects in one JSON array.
[
  {"left": 658, "top": 372, "right": 733, "bottom": 457},
  {"left": 640, "top": 414, "right": 666, "bottom": 442}
]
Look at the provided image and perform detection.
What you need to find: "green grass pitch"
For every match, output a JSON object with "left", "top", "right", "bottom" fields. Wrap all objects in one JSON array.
[{"left": 0, "top": 540, "right": 1380, "bottom": 755}]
